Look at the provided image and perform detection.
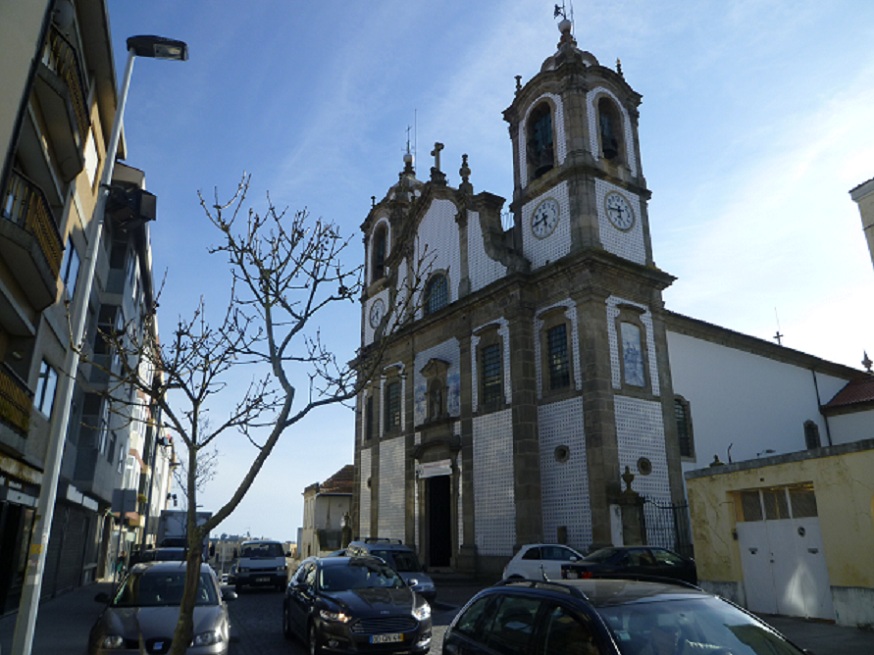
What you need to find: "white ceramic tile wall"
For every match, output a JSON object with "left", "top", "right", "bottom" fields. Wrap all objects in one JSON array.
[
  {"left": 359, "top": 448, "right": 371, "bottom": 539},
  {"left": 467, "top": 209, "right": 509, "bottom": 292},
  {"left": 614, "top": 394, "right": 672, "bottom": 526},
  {"left": 538, "top": 396, "right": 593, "bottom": 549},
  {"left": 377, "top": 437, "right": 406, "bottom": 540},
  {"left": 595, "top": 179, "right": 646, "bottom": 265},
  {"left": 521, "top": 180, "right": 571, "bottom": 270},
  {"left": 473, "top": 409, "right": 516, "bottom": 555},
  {"left": 414, "top": 198, "right": 462, "bottom": 320}
]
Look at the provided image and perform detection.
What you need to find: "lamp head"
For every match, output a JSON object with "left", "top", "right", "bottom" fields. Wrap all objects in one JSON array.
[{"left": 127, "top": 35, "right": 189, "bottom": 61}]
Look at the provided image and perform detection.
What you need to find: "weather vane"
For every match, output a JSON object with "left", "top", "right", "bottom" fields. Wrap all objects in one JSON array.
[{"left": 554, "top": 1, "right": 574, "bottom": 22}]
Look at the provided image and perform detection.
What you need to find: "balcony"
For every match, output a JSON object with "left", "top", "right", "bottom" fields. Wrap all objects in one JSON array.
[
  {"left": 0, "top": 363, "right": 33, "bottom": 437},
  {"left": 33, "top": 26, "right": 89, "bottom": 183},
  {"left": 0, "top": 171, "right": 63, "bottom": 311}
]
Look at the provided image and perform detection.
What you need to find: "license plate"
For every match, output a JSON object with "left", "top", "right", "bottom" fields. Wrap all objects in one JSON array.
[
  {"left": 370, "top": 633, "right": 403, "bottom": 644},
  {"left": 255, "top": 577, "right": 270, "bottom": 583}
]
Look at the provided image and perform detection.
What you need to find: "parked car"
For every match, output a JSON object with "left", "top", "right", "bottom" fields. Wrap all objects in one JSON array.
[
  {"left": 88, "top": 560, "right": 237, "bottom": 655},
  {"left": 283, "top": 555, "right": 432, "bottom": 655},
  {"left": 442, "top": 577, "right": 809, "bottom": 655},
  {"left": 501, "top": 543, "right": 586, "bottom": 581},
  {"left": 233, "top": 539, "right": 289, "bottom": 592},
  {"left": 346, "top": 538, "right": 437, "bottom": 601},
  {"left": 561, "top": 545, "right": 698, "bottom": 585},
  {"left": 130, "top": 546, "right": 189, "bottom": 565}
]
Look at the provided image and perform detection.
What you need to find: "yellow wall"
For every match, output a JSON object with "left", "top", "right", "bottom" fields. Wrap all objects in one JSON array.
[{"left": 686, "top": 446, "right": 874, "bottom": 588}]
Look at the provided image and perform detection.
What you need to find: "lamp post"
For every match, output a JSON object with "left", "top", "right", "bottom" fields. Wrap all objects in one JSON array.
[{"left": 11, "top": 35, "right": 187, "bottom": 655}]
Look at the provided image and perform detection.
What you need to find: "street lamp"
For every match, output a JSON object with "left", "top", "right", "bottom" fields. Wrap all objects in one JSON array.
[{"left": 11, "top": 34, "right": 187, "bottom": 655}]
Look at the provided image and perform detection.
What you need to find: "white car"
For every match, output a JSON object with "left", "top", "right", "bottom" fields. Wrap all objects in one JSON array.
[{"left": 502, "top": 543, "right": 586, "bottom": 580}]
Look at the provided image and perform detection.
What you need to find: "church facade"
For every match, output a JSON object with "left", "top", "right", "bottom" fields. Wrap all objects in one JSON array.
[{"left": 352, "top": 19, "right": 864, "bottom": 576}]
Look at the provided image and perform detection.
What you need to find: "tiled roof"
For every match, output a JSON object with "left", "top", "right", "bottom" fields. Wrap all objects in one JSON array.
[
  {"left": 319, "top": 464, "right": 354, "bottom": 494},
  {"left": 824, "top": 375, "right": 874, "bottom": 409}
]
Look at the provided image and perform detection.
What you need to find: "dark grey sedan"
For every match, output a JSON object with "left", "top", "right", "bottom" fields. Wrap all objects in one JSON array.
[{"left": 88, "top": 560, "right": 237, "bottom": 655}]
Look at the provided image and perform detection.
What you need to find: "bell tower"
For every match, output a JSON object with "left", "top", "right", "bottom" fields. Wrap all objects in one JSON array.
[{"left": 503, "top": 15, "right": 686, "bottom": 547}]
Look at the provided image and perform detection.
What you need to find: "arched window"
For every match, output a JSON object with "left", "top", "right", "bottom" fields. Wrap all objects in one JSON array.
[
  {"left": 526, "top": 102, "right": 554, "bottom": 180},
  {"left": 597, "top": 97, "right": 624, "bottom": 162},
  {"left": 371, "top": 224, "right": 387, "bottom": 281},
  {"left": 424, "top": 273, "right": 449, "bottom": 315}
]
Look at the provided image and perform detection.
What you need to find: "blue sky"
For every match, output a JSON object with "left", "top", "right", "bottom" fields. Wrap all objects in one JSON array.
[{"left": 107, "top": 1, "right": 874, "bottom": 541}]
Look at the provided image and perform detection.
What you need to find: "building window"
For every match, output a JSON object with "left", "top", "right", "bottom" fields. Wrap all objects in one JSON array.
[
  {"left": 60, "top": 241, "right": 80, "bottom": 298},
  {"left": 364, "top": 395, "right": 373, "bottom": 441},
  {"left": 384, "top": 380, "right": 401, "bottom": 433},
  {"left": 546, "top": 323, "right": 570, "bottom": 391},
  {"left": 480, "top": 342, "right": 503, "bottom": 407},
  {"left": 597, "top": 97, "right": 624, "bottom": 162},
  {"left": 674, "top": 396, "right": 695, "bottom": 458},
  {"left": 424, "top": 273, "right": 449, "bottom": 315},
  {"left": 527, "top": 102, "right": 554, "bottom": 180},
  {"left": 803, "top": 420, "right": 821, "bottom": 449},
  {"left": 35, "top": 360, "right": 58, "bottom": 417},
  {"left": 372, "top": 223, "right": 387, "bottom": 281}
]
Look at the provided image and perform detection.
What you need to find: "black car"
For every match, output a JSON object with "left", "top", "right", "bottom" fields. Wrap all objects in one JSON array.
[
  {"left": 561, "top": 546, "right": 697, "bottom": 584},
  {"left": 282, "top": 555, "right": 432, "bottom": 654},
  {"left": 442, "top": 578, "right": 808, "bottom": 655}
]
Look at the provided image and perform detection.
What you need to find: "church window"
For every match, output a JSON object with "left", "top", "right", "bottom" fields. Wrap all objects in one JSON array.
[
  {"left": 480, "top": 342, "right": 503, "bottom": 408},
  {"left": 674, "top": 396, "right": 695, "bottom": 459},
  {"left": 803, "top": 420, "right": 821, "bottom": 449},
  {"left": 364, "top": 395, "right": 374, "bottom": 441},
  {"left": 597, "top": 97, "right": 624, "bottom": 162},
  {"left": 526, "top": 102, "right": 554, "bottom": 180},
  {"left": 546, "top": 324, "right": 570, "bottom": 391},
  {"left": 384, "top": 380, "right": 401, "bottom": 433},
  {"left": 424, "top": 273, "right": 449, "bottom": 315},
  {"left": 372, "top": 224, "right": 387, "bottom": 281}
]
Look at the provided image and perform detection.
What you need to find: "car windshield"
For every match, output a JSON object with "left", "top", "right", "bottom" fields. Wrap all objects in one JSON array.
[
  {"left": 584, "top": 547, "right": 619, "bottom": 562},
  {"left": 371, "top": 549, "right": 422, "bottom": 572},
  {"left": 111, "top": 570, "right": 218, "bottom": 607},
  {"left": 319, "top": 561, "right": 405, "bottom": 592},
  {"left": 597, "top": 596, "right": 803, "bottom": 655},
  {"left": 241, "top": 542, "right": 284, "bottom": 558}
]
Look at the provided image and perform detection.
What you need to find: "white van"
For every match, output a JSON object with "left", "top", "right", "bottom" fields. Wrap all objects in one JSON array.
[{"left": 232, "top": 539, "right": 289, "bottom": 592}]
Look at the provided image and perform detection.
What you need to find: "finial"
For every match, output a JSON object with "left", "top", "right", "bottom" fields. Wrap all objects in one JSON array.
[
  {"left": 616, "top": 58, "right": 623, "bottom": 77},
  {"left": 554, "top": 1, "right": 575, "bottom": 45},
  {"left": 863, "top": 351, "right": 872, "bottom": 373},
  {"left": 515, "top": 75, "right": 522, "bottom": 93},
  {"left": 459, "top": 154, "right": 472, "bottom": 194},
  {"left": 371, "top": 195, "right": 376, "bottom": 209}
]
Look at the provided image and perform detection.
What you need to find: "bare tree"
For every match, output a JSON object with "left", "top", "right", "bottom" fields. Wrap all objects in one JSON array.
[{"left": 84, "top": 174, "right": 427, "bottom": 654}]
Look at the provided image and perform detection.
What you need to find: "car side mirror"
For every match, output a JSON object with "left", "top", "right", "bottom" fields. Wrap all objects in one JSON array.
[
  {"left": 407, "top": 578, "right": 419, "bottom": 587},
  {"left": 94, "top": 592, "right": 110, "bottom": 604},
  {"left": 569, "top": 556, "right": 579, "bottom": 562},
  {"left": 222, "top": 588, "right": 239, "bottom": 602}
]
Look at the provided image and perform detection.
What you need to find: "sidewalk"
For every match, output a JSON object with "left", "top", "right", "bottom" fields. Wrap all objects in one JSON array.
[{"left": 0, "top": 581, "right": 113, "bottom": 655}]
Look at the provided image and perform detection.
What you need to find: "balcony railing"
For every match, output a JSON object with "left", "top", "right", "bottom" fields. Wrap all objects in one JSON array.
[
  {"left": 42, "top": 27, "right": 89, "bottom": 141},
  {"left": 0, "top": 363, "right": 33, "bottom": 436}
]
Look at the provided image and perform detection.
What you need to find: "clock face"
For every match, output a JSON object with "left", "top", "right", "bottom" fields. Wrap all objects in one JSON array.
[
  {"left": 369, "top": 298, "right": 385, "bottom": 328},
  {"left": 605, "top": 192, "right": 635, "bottom": 231},
  {"left": 530, "top": 198, "right": 560, "bottom": 239}
]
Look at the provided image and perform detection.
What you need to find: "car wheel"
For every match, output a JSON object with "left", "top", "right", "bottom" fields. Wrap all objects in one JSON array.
[
  {"left": 308, "top": 622, "right": 323, "bottom": 655},
  {"left": 282, "top": 603, "right": 293, "bottom": 641}
]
